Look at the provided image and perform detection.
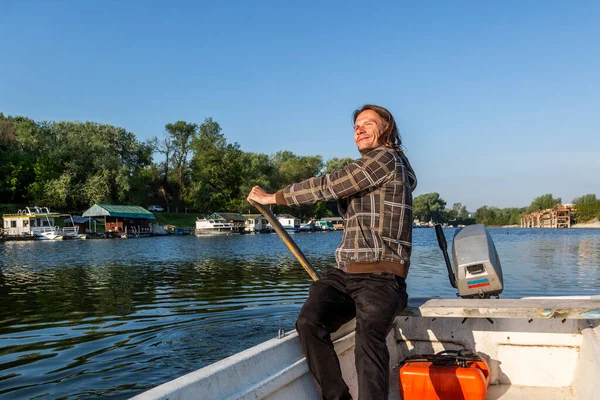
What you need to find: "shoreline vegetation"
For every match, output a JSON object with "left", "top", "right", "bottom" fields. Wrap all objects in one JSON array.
[
  {"left": 498, "top": 222, "right": 600, "bottom": 229},
  {"left": 413, "top": 193, "right": 600, "bottom": 228},
  {"left": 571, "top": 218, "right": 600, "bottom": 229},
  {"left": 1, "top": 113, "right": 599, "bottom": 228}
]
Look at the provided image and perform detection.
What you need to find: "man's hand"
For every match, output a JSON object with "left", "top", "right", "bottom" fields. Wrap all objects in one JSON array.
[{"left": 247, "top": 186, "right": 277, "bottom": 205}]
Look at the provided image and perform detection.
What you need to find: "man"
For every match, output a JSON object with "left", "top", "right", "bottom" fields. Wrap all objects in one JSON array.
[{"left": 247, "top": 104, "right": 417, "bottom": 400}]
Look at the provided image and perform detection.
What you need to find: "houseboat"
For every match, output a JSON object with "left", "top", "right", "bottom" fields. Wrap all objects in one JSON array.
[
  {"left": 208, "top": 213, "right": 247, "bottom": 234},
  {"left": 244, "top": 214, "right": 270, "bottom": 233},
  {"left": 2, "top": 206, "right": 78, "bottom": 240},
  {"left": 277, "top": 214, "right": 301, "bottom": 233},
  {"left": 195, "top": 218, "right": 237, "bottom": 235}
]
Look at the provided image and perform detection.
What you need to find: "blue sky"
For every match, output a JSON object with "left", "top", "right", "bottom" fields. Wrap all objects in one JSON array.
[{"left": 1, "top": 1, "right": 599, "bottom": 210}]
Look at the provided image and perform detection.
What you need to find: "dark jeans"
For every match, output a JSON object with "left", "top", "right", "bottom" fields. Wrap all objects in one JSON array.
[{"left": 296, "top": 267, "right": 408, "bottom": 400}]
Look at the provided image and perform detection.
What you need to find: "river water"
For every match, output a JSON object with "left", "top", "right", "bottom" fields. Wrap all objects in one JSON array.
[{"left": 1, "top": 228, "right": 600, "bottom": 399}]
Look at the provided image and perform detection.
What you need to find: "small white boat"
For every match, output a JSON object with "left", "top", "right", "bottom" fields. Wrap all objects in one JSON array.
[
  {"left": 132, "top": 296, "right": 600, "bottom": 400},
  {"left": 195, "top": 218, "right": 237, "bottom": 235},
  {"left": 133, "top": 224, "right": 600, "bottom": 399},
  {"left": 32, "top": 226, "right": 63, "bottom": 240}
]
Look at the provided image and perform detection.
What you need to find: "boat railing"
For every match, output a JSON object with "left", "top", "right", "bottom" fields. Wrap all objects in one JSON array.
[
  {"left": 213, "top": 223, "right": 233, "bottom": 228},
  {"left": 31, "top": 226, "right": 59, "bottom": 234},
  {"left": 17, "top": 206, "right": 55, "bottom": 216},
  {"left": 3, "top": 227, "right": 34, "bottom": 236},
  {"left": 129, "top": 226, "right": 139, "bottom": 238},
  {"left": 61, "top": 226, "right": 79, "bottom": 237}
]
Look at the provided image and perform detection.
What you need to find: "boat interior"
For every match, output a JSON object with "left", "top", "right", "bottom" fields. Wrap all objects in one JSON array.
[{"left": 387, "top": 298, "right": 599, "bottom": 400}]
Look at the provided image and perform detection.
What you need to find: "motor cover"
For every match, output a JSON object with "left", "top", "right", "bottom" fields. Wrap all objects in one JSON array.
[{"left": 451, "top": 224, "right": 503, "bottom": 298}]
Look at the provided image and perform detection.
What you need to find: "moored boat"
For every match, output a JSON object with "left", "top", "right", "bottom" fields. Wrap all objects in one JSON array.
[
  {"left": 2, "top": 206, "right": 78, "bottom": 240},
  {"left": 194, "top": 218, "right": 237, "bottom": 235},
  {"left": 32, "top": 227, "right": 63, "bottom": 240},
  {"left": 282, "top": 225, "right": 299, "bottom": 234}
]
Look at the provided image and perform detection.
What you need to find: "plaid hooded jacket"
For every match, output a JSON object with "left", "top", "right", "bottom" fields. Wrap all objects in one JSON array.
[{"left": 275, "top": 146, "right": 417, "bottom": 278}]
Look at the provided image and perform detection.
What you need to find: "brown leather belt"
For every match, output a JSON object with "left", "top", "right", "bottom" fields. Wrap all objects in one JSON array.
[{"left": 345, "top": 261, "right": 408, "bottom": 279}]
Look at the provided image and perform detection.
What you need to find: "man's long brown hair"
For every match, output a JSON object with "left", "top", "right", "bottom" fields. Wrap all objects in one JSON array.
[{"left": 352, "top": 104, "right": 402, "bottom": 150}]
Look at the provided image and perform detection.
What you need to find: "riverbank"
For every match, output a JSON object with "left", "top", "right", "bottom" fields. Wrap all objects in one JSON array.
[
  {"left": 489, "top": 221, "right": 600, "bottom": 228},
  {"left": 572, "top": 218, "right": 600, "bottom": 229},
  {"left": 151, "top": 212, "right": 197, "bottom": 228}
]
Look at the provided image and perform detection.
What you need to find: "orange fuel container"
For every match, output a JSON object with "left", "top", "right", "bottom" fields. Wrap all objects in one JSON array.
[{"left": 399, "top": 358, "right": 490, "bottom": 400}]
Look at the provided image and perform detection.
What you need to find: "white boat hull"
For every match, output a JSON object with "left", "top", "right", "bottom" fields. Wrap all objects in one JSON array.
[
  {"left": 132, "top": 297, "right": 600, "bottom": 400},
  {"left": 195, "top": 219, "right": 238, "bottom": 235},
  {"left": 195, "top": 228, "right": 236, "bottom": 235},
  {"left": 34, "top": 231, "right": 63, "bottom": 240}
]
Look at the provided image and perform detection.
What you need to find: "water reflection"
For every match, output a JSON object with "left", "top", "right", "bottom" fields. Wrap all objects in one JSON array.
[{"left": 1, "top": 229, "right": 600, "bottom": 398}]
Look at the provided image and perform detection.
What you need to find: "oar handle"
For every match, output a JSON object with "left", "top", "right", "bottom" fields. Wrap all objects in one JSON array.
[{"left": 250, "top": 200, "right": 320, "bottom": 281}]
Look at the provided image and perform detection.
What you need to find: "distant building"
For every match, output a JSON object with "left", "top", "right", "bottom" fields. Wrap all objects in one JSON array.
[
  {"left": 82, "top": 204, "right": 156, "bottom": 235},
  {"left": 277, "top": 214, "right": 301, "bottom": 230},
  {"left": 243, "top": 214, "right": 269, "bottom": 233}
]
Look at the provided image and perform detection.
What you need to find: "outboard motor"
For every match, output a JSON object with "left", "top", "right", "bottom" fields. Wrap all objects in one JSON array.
[{"left": 435, "top": 224, "right": 503, "bottom": 298}]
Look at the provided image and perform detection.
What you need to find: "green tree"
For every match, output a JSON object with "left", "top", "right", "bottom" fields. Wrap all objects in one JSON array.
[
  {"left": 268, "top": 151, "right": 325, "bottom": 219},
  {"left": 1, "top": 116, "right": 152, "bottom": 210},
  {"left": 447, "top": 202, "right": 470, "bottom": 221},
  {"left": 0, "top": 116, "right": 42, "bottom": 204},
  {"left": 573, "top": 194, "right": 598, "bottom": 205},
  {"left": 313, "top": 202, "right": 334, "bottom": 219},
  {"left": 474, "top": 206, "right": 524, "bottom": 226},
  {"left": 153, "top": 136, "right": 174, "bottom": 206},
  {"left": 447, "top": 209, "right": 458, "bottom": 221},
  {"left": 187, "top": 118, "right": 243, "bottom": 213},
  {"left": 573, "top": 194, "right": 600, "bottom": 222},
  {"left": 272, "top": 151, "right": 324, "bottom": 187},
  {"left": 164, "top": 121, "right": 198, "bottom": 202},
  {"left": 324, "top": 157, "right": 354, "bottom": 174},
  {"left": 0, "top": 118, "right": 30, "bottom": 203},
  {"left": 239, "top": 152, "right": 277, "bottom": 193},
  {"left": 474, "top": 206, "right": 498, "bottom": 225},
  {"left": 526, "top": 194, "right": 561, "bottom": 213},
  {"left": 413, "top": 193, "right": 448, "bottom": 223},
  {"left": 452, "top": 202, "right": 469, "bottom": 218}
]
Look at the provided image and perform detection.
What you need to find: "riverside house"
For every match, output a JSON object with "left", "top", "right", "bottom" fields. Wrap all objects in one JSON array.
[
  {"left": 243, "top": 214, "right": 269, "bottom": 233},
  {"left": 276, "top": 214, "right": 301, "bottom": 232}
]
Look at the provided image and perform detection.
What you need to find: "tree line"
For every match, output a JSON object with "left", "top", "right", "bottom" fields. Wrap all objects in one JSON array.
[
  {"left": 2, "top": 113, "right": 598, "bottom": 224},
  {"left": 414, "top": 192, "right": 600, "bottom": 226},
  {"left": 0, "top": 113, "right": 352, "bottom": 219}
]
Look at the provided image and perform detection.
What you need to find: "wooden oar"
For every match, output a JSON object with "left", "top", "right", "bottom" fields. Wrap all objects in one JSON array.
[{"left": 250, "top": 201, "right": 320, "bottom": 281}]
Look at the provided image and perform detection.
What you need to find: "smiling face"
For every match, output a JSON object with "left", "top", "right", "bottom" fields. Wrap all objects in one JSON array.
[{"left": 354, "top": 109, "right": 386, "bottom": 154}]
